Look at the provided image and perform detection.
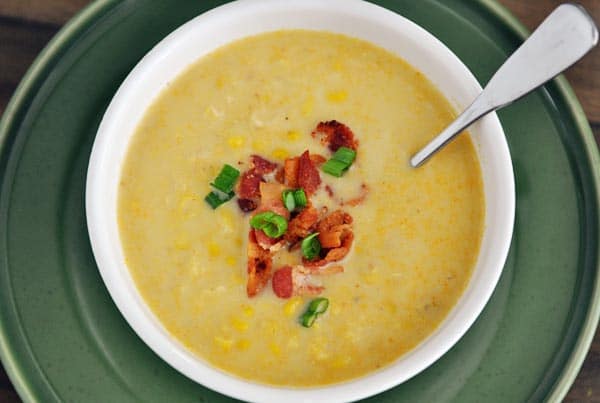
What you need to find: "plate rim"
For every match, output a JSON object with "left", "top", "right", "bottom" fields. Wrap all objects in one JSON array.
[{"left": 0, "top": 0, "right": 598, "bottom": 401}]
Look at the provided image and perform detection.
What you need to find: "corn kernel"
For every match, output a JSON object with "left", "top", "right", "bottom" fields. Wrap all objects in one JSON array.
[
  {"left": 214, "top": 336, "right": 233, "bottom": 352},
  {"left": 286, "top": 130, "right": 301, "bottom": 141},
  {"left": 242, "top": 305, "right": 255, "bottom": 317},
  {"left": 327, "top": 90, "right": 348, "bottom": 103},
  {"left": 283, "top": 297, "right": 302, "bottom": 317},
  {"left": 207, "top": 242, "right": 221, "bottom": 257},
  {"left": 225, "top": 256, "right": 237, "bottom": 267},
  {"left": 271, "top": 148, "right": 289, "bottom": 160},
  {"left": 227, "top": 135, "right": 245, "bottom": 148},
  {"left": 236, "top": 339, "right": 251, "bottom": 351},
  {"left": 231, "top": 317, "right": 248, "bottom": 332},
  {"left": 269, "top": 342, "right": 281, "bottom": 356}
]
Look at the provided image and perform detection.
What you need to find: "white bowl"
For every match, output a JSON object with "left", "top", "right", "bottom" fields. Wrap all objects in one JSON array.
[{"left": 86, "top": 0, "right": 515, "bottom": 401}]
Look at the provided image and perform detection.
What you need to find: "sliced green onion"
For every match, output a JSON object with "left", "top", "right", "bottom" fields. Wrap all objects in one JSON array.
[
  {"left": 282, "top": 190, "right": 296, "bottom": 211},
  {"left": 307, "top": 297, "right": 329, "bottom": 314},
  {"left": 300, "top": 297, "right": 329, "bottom": 328},
  {"left": 321, "top": 146, "right": 356, "bottom": 177},
  {"left": 301, "top": 312, "right": 317, "bottom": 327},
  {"left": 333, "top": 146, "right": 356, "bottom": 165},
  {"left": 321, "top": 159, "right": 347, "bottom": 177},
  {"left": 282, "top": 188, "right": 307, "bottom": 211},
  {"left": 210, "top": 164, "right": 240, "bottom": 193},
  {"left": 293, "top": 189, "right": 307, "bottom": 208},
  {"left": 250, "top": 211, "right": 288, "bottom": 238},
  {"left": 205, "top": 190, "right": 235, "bottom": 209},
  {"left": 301, "top": 232, "right": 321, "bottom": 260}
]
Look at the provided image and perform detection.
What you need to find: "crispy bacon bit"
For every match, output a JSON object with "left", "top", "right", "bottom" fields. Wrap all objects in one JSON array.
[
  {"left": 303, "top": 210, "right": 354, "bottom": 266},
  {"left": 312, "top": 120, "right": 358, "bottom": 152},
  {"left": 238, "top": 170, "right": 263, "bottom": 200},
  {"left": 274, "top": 167, "right": 285, "bottom": 184},
  {"left": 237, "top": 198, "right": 257, "bottom": 212},
  {"left": 247, "top": 230, "right": 273, "bottom": 297},
  {"left": 310, "top": 154, "right": 327, "bottom": 167},
  {"left": 253, "top": 228, "right": 285, "bottom": 252},
  {"left": 236, "top": 155, "right": 280, "bottom": 212},
  {"left": 272, "top": 266, "right": 293, "bottom": 298},
  {"left": 256, "top": 182, "right": 289, "bottom": 218},
  {"left": 285, "top": 205, "right": 319, "bottom": 244},
  {"left": 250, "top": 155, "right": 278, "bottom": 174},
  {"left": 283, "top": 157, "right": 299, "bottom": 187},
  {"left": 297, "top": 151, "right": 321, "bottom": 196}
]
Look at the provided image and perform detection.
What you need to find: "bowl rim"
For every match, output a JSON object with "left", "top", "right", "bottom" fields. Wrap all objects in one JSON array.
[{"left": 85, "top": 0, "right": 515, "bottom": 401}]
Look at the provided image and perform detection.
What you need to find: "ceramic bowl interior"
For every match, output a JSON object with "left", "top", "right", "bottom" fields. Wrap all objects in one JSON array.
[{"left": 86, "top": 0, "right": 515, "bottom": 401}]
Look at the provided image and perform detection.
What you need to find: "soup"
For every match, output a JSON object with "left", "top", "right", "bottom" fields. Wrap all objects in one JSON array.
[{"left": 118, "top": 30, "right": 484, "bottom": 386}]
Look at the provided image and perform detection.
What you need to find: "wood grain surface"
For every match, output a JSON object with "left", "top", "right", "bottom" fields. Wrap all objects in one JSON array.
[{"left": 0, "top": 0, "right": 598, "bottom": 402}]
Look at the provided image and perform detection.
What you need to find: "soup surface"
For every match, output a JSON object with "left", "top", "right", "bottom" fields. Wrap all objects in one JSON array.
[{"left": 118, "top": 30, "right": 484, "bottom": 386}]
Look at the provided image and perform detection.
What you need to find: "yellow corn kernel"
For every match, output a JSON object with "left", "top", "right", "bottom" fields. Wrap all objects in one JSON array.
[
  {"left": 215, "top": 75, "right": 228, "bottom": 89},
  {"left": 241, "top": 305, "right": 255, "bottom": 318},
  {"left": 301, "top": 96, "right": 314, "bottom": 116},
  {"left": 236, "top": 339, "right": 251, "bottom": 351},
  {"left": 231, "top": 317, "right": 248, "bottom": 332},
  {"left": 225, "top": 256, "right": 237, "bottom": 267},
  {"left": 327, "top": 90, "right": 348, "bottom": 103},
  {"left": 269, "top": 342, "right": 281, "bottom": 357},
  {"left": 271, "top": 148, "right": 289, "bottom": 160},
  {"left": 283, "top": 297, "right": 302, "bottom": 317},
  {"left": 286, "top": 130, "right": 301, "bottom": 141},
  {"left": 227, "top": 135, "right": 245, "bottom": 149},
  {"left": 214, "top": 336, "right": 233, "bottom": 352},
  {"left": 207, "top": 242, "right": 221, "bottom": 257},
  {"left": 333, "top": 61, "right": 345, "bottom": 72}
]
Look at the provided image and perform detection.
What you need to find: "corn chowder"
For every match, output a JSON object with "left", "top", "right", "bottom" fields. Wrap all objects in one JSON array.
[{"left": 118, "top": 30, "right": 484, "bottom": 386}]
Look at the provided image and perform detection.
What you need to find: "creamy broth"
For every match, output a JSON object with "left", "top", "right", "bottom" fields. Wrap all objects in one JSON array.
[{"left": 118, "top": 31, "right": 484, "bottom": 386}]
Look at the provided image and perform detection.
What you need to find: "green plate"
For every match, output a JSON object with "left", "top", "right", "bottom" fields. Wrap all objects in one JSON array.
[{"left": 1, "top": 0, "right": 599, "bottom": 401}]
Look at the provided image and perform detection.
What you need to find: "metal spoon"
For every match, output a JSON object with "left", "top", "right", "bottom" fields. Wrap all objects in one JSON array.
[{"left": 410, "top": 3, "right": 598, "bottom": 168}]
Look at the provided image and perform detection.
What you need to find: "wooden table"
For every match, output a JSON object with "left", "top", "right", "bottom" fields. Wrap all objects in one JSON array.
[{"left": 0, "top": 1, "right": 598, "bottom": 401}]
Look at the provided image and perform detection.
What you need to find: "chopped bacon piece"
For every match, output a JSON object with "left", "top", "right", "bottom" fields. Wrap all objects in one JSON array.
[
  {"left": 283, "top": 157, "right": 299, "bottom": 188},
  {"left": 250, "top": 155, "right": 278, "bottom": 174},
  {"left": 312, "top": 120, "right": 358, "bottom": 152},
  {"left": 285, "top": 205, "right": 319, "bottom": 244},
  {"left": 253, "top": 228, "right": 285, "bottom": 252},
  {"left": 310, "top": 154, "right": 327, "bottom": 167},
  {"left": 236, "top": 155, "right": 281, "bottom": 212},
  {"left": 272, "top": 266, "right": 293, "bottom": 298},
  {"left": 237, "top": 170, "right": 263, "bottom": 200},
  {"left": 297, "top": 150, "right": 321, "bottom": 196},
  {"left": 256, "top": 182, "right": 289, "bottom": 219},
  {"left": 274, "top": 167, "right": 285, "bottom": 184},
  {"left": 247, "top": 230, "right": 273, "bottom": 297},
  {"left": 303, "top": 210, "right": 354, "bottom": 266},
  {"left": 237, "top": 198, "right": 257, "bottom": 212}
]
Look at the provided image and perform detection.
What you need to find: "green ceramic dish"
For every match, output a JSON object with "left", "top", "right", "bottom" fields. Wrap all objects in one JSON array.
[{"left": 0, "top": 0, "right": 598, "bottom": 402}]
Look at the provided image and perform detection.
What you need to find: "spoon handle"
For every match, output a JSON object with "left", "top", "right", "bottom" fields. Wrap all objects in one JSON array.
[{"left": 410, "top": 3, "right": 599, "bottom": 168}]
